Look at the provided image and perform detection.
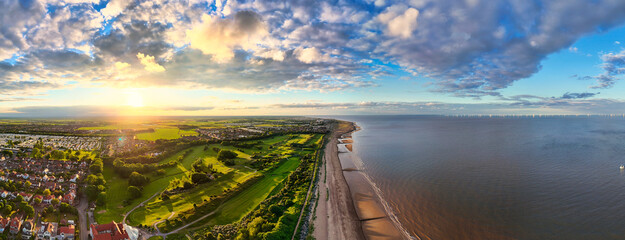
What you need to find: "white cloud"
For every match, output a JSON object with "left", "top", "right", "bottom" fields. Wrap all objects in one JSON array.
[
  {"left": 294, "top": 47, "right": 330, "bottom": 64},
  {"left": 137, "top": 53, "right": 165, "bottom": 72},
  {"left": 378, "top": 6, "right": 419, "bottom": 38},
  {"left": 100, "top": 0, "right": 131, "bottom": 19},
  {"left": 115, "top": 61, "right": 130, "bottom": 70},
  {"left": 186, "top": 11, "right": 268, "bottom": 63}
]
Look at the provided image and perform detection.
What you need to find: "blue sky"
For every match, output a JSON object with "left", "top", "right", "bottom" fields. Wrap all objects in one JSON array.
[{"left": 1, "top": 0, "right": 625, "bottom": 117}]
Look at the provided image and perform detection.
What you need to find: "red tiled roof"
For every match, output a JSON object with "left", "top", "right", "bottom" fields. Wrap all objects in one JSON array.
[
  {"left": 90, "top": 221, "right": 129, "bottom": 240},
  {"left": 58, "top": 225, "right": 75, "bottom": 235}
]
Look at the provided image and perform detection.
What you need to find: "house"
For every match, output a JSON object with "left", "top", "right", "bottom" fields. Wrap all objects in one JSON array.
[
  {"left": 37, "top": 222, "right": 56, "bottom": 239},
  {"left": 89, "top": 221, "right": 130, "bottom": 240},
  {"left": 0, "top": 217, "right": 9, "bottom": 232},
  {"left": 43, "top": 195, "right": 54, "bottom": 204},
  {"left": 63, "top": 192, "right": 75, "bottom": 205},
  {"left": 33, "top": 195, "right": 43, "bottom": 203},
  {"left": 57, "top": 224, "right": 75, "bottom": 240},
  {"left": 1, "top": 191, "right": 10, "bottom": 198},
  {"left": 9, "top": 216, "right": 22, "bottom": 234},
  {"left": 70, "top": 174, "right": 79, "bottom": 183},
  {"left": 18, "top": 192, "right": 32, "bottom": 202},
  {"left": 45, "top": 182, "right": 57, "bottom": 190},
  {"left": 21, "top": 219, "right": 34, "bottom": 239}
]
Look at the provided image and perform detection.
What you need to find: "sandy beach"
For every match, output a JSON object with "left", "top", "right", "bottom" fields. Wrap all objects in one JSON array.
[
  {"left": 314, "top": 121, "right": 407, "bottom": 240},
  {"left": 313, "top": 121, "right": 365, "bottom": 240}
]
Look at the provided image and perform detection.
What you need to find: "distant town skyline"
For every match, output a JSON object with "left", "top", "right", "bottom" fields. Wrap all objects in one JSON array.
[{"left": 2, "top": 0, "right": 625, "bottom": 116}]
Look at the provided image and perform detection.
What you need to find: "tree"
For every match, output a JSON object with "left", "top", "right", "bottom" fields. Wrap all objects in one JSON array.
[
  {"left": 51, "top": 198, "right": 60, "bottom": 206},
  {"left": 191, "top": 173, "right": 210, "bottom": 184},
  {"left": 128, "top": 172, "right": 149, "bottom": 187},
  {"left": 85, "top": 185, "right": 103, "bottom": 201},
  {"left": 85, "top": 174, "right": 106, "bottom": 186},
  {"left": 96, "top": 192, "right": 107, "bottom": 206},
  {"left": 43, "top": 189, "right": 51, "bottom": 197},
  {"left": 24, "top": 181, "right": 31, "bottom": 189},
  {"left": 3, "top": 205, "right": 11, "bottom": 215},
  {"left": 23, "top": 205, "right": 34, "bottom": 217},
  {"left": 59, "top": 203, "right": 77, "bottom": 214},
  {"left": 34, "top": 197, "right": 42, "bottom": 205},
  {"left": 50, "top": 150, "right": 65, "bottom": 160},
  {"left": 31, "top": 148, "right": 43, "bottom": 159},
  {"left": 90, "top": 159, "right": 103, "bottom": 174},
  {"left": 127, "top": 186, "right": 142, "bottom": 199},
  {"left": 217, "top": 150, "right": 237, "bottom": 161},
  {"left": 183, "top": 181, "right": 194, "bottom": 189},
  {"left": 1, "top": 150, "right": 13, "bottom": 158}
]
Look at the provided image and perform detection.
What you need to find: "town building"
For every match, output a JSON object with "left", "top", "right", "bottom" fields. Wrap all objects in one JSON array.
[{"left": 89, "top": 221, "right": 130, "bottom": 240}]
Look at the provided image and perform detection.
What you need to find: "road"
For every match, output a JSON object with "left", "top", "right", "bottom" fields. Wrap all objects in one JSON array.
[
  {"left": 123, "top": 191, "right": 162, "bottom": 225},
  {"left": 78, "top": 193, "right": 90, "bottom": 240}
]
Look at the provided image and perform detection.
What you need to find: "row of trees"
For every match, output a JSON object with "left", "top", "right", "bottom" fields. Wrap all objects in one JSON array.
[{"left": 85, "top": 174, "right": 107, "bottom": 206}]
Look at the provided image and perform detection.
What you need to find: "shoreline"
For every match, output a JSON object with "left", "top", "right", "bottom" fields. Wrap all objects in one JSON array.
[{"left": 314, "top": 120, "right": 410, "bottom": 240}]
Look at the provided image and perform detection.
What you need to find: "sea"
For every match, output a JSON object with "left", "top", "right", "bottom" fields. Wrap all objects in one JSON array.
[{"left": 331, "top": 115, "right": 625, "bottom": 240}]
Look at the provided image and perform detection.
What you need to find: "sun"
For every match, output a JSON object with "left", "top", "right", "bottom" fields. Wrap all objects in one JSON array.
[{"left": 126, "top": 91, "right": 144, "bottom": 108}]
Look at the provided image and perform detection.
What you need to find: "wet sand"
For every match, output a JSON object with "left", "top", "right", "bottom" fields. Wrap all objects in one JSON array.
[
  {"left": 345, "top": 144, "right": 353, "bottom": 152},
  {"left": 313, "top": 121, "right": 366, "bottom": 240},
  {"left": 314, "top": 121, "right": 407, "bottom": 240}
]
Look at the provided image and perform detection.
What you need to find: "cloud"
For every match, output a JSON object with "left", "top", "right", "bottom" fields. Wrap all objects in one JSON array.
[
  {"left": 100, "top": 0, "right": 131, "bottom": 19},
  {"left": 187, "top": 11, "right": 267, "bottom": 62},
  {"left": 589, "top": 50, "right": 625, "bottom": 89},
  {"left": 293, "top": 47, "right": 330, "bottom": 64},
  {"left": 560, "top": 92, "right": 598, "bottom": 99},
  {"left": 0, "top": 0, "right": 45, "bottom": 60},
  {"left": 137, "top": 53, "right": 166, "bottom": 72},
  {"left": 115, "top": 61, "right": 130, "bottom": 70},
  {"left": 369, "top": 0, "right": 625, "bottom": 96},
  {"left": 4, "top": 0, "right": 625, "bottom": 100},
  {"left": 377, "top": 6, "right": 419, "bottom": 38}
]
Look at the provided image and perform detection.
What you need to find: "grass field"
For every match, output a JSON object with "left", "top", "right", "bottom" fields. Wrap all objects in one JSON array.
[
  {"left": 184, "top": 134, "right": 322, "bottom": 229},
  {"left": 135, "top": 128, "right": 199, "bottom": 141},
  {"left": 126, "top": 146, "right": 257, "bottom": 226},
  {"left": 98, "top": 133, "right": 322, "bottom": 233},
  {"left": 95, "top": 145, "right": 209, "bottom": 223},
  {"left": 203, "top": 156, "right": 301, "bottom": 226}
]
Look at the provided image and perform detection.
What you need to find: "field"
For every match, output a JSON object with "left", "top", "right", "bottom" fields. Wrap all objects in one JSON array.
[
  {"left": 135, "top": 128, "right": 199, "bottom": 141},
  {"left": 202, "top": 156, "right": 301, "bottom": 226},
  {"left": 126, "top": 145, "right": 256, "bottom": 226},
  {"left": 182, "top": 134, "right": 323, "bottom": 230},
  {"left": 96, "top": 131, "right": 324, "bottom": 239},
  {"left": 95, "top": 145, "right": 232, "bottom": 223},
  {"left": 127, "top": 135, "right": 312, "bottom": 228}
]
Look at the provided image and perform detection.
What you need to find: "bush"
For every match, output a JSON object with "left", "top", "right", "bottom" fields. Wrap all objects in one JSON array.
[
  {"left": 191, "top": 173, "right": 210, "bottom": 184},
  {"left": 217, "top": 150, "right": 238, "bottom": 161},
  {"left": 128, "top": 186, "right": 142, "bottom": 199},
  {"left": 129, "top": 172, "right": 150, "bottom": 187}
]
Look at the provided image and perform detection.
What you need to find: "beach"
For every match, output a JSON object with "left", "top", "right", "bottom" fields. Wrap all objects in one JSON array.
[{"left": 314, "top": 121, "right": 407, "bottom": 240}]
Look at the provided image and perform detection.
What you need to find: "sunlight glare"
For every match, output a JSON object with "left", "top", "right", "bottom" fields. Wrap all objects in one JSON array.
[{"left": 126, "top": 91, "right": 144, "bottom": 107}]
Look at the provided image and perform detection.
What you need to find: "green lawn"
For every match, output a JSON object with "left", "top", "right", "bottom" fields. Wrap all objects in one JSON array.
[
  {"left": 194, "top": 156, "right": 302, "bottom": 227},
  {"left": 135, "top": 128, "right": 198, "bottom": 141},
  {"left": 98, "top": 134, "right": 320, "bottom": 231},
  {"left": 95, "top": 145, "right": 206, "bottom": 224},
  {"left": 127, "top": 150, "right": 258, "bottom": 226}
]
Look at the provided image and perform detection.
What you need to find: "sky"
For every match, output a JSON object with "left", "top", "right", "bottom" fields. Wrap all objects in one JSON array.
[{"left": 2, "top": 0, "right": 625, "bottom": 117}]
